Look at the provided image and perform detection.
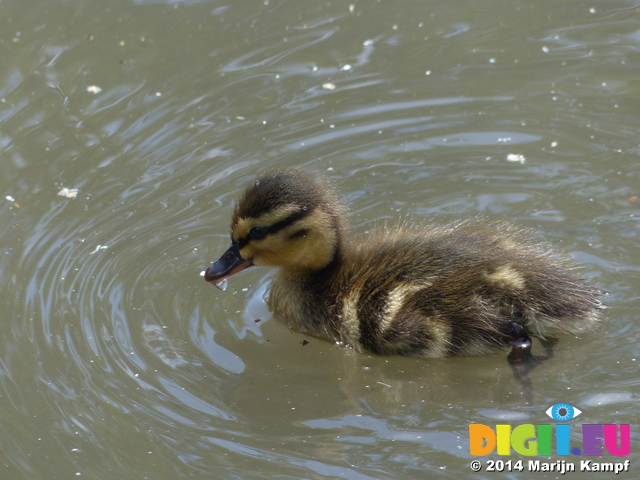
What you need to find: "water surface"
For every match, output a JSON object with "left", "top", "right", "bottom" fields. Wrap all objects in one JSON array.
[{"left": 1, "top": 0, "right": 639, "bottom": 478}]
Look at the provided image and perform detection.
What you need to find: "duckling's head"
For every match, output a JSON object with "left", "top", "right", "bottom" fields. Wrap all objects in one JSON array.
[{"left": 204, "top": 170, "right": 345, "bottom": 284}]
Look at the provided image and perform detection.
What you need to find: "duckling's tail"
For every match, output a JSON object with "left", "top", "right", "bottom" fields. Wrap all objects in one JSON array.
[{"left": 522, "top": 283, "right": 606, "bottom": 339}]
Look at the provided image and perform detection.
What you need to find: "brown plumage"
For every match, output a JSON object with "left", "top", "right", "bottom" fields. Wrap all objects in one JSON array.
[{"left": 204, "top": 170, "right": 604, "bottom": 358}]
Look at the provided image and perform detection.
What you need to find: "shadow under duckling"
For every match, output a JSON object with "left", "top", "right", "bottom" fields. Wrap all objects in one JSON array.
[{"left": 204, "top": 170, "right": 605, "bottom": 394}]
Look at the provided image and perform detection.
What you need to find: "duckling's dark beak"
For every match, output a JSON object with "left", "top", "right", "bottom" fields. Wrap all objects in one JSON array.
[{"left": 204, "top": 243, "right": 253, "bottom": 284}]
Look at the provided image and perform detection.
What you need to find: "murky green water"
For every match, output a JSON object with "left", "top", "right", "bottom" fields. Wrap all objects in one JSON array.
[{"left": 1, "top": 0, "right": 639, "bottom": 478}]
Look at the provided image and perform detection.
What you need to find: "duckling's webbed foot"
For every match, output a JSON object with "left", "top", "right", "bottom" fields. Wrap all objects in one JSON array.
[{"left": 503, "top": 321, "right": 547, "bottom": 402}]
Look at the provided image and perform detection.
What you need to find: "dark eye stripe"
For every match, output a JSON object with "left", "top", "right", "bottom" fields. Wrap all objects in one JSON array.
[
  {"left": 235, "top": 207, "right": 312, "bottom": 248},
  {"left": 269, "top": 207, "right": 311, "bottom": 233}
]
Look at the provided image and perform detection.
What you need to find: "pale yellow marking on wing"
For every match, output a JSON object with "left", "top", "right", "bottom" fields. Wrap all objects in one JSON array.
[
  {"left": 378, "top": 281, "right": 454, "bottom": 358},
  {"left": 380, "top": 282, "right": 432, "bottom": 332},
  {"left": 484, "top": 264, "right": 526, "bottom": 290},
  {"left": 341, "top": 286, "right": 362, "bottom": 348}
]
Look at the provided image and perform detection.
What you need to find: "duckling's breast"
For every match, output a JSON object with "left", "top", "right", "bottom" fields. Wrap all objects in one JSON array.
[{"left": 268, "top": 270, "right": 342, "bottom": 340}]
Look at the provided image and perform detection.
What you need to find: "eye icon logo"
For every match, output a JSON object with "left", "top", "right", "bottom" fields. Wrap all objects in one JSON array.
[{"left": 545, "top": 403, "right": 582, "bottom": 421}]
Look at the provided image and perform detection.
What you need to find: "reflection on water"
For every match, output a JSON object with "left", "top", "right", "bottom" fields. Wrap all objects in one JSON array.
[{"left": 1, "top": 0, "right": 639, "bottom": 478}]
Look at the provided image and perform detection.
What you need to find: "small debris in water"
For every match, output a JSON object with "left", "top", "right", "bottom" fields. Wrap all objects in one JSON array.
[
  {"left": 300, "top": 340, "right": 309, "bottom": 346},
  {"left": 58, "top": 187, "right": 79, "bottom": 198},
  {"left": 214, "top": 278, "right": 228, "bottom": 291},
  {"left": 89, "top": 245, "right": 109, "bottom": 254},
  {"left": 322, "top": 82, "right": 336, "bottom": 91},
  {"left": 506, "top": 153, "right": 526, "bottom": 164},
  {"left": 86, "top": 85, "right": 102, "bottom": 94},
  {"left": 254, "top": 318, "right": 261, "bottom": 323},
  {"left": 5, "top": 195, "right": 20, "bottom": 208}
]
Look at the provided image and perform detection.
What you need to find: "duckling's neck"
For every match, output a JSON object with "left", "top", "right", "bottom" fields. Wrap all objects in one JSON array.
[
  {"left": 270, "top": 251, "right": 343, "bottom": 338},
  {"left": 284, "top": 241, "right": 344, "bottom": 279}
]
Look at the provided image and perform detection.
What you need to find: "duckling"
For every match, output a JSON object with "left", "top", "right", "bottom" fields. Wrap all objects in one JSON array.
[{"left": 204, "top": 170, "right": 604, "bottom": 364}]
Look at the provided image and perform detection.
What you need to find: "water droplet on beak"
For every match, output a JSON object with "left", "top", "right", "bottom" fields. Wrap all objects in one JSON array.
[{"left": 214, "top": 278, "right": 228, "bottom": 291}]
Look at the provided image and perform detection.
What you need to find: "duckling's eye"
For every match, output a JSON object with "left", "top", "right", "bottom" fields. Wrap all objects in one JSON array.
[{"left": 248, "top": 226, "right": 268, "bottom": 240}]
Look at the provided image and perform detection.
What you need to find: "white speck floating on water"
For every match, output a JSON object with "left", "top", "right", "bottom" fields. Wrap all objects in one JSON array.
[
  {"left": 86, "top": 85, "right": 102, "bottom": 94},
  {"left": 322, "top": 82, "right": 336, "bottom": 91},
  {"left": 506, "top": 153, "right": 526, "bottom": 164},
  {"left": 58, "top": 187, "right": 79, "bottom": 198}
]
